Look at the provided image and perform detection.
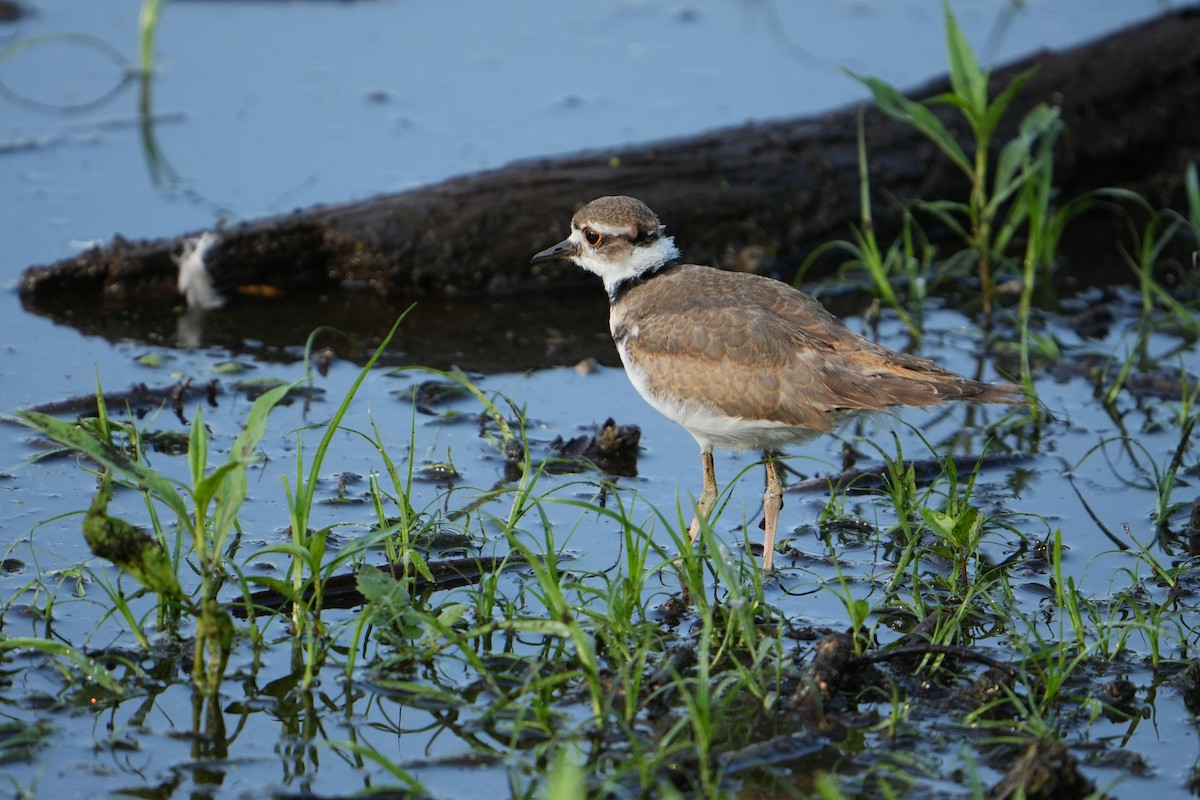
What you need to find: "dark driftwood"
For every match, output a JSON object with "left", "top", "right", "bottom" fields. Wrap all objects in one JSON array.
[{"left": 18, "top": 9, "right": 1200, "bottom": 304}]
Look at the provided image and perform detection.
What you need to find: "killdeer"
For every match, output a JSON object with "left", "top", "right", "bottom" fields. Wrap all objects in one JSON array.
[{"left": 531, "top": 196, "right": 1024, "bottom": 572}]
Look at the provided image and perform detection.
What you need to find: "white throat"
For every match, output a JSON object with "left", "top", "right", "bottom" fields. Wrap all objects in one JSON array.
[{"left": 570, "top": 229, "right": 681, "bottom": 296}]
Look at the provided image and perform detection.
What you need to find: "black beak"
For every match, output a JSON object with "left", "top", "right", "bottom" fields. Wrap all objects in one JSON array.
[{"left": 530, "top": 238, "right": 579, "bottom": 265}]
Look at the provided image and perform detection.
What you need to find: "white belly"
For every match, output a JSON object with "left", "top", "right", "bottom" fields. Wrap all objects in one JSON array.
[{"left": 617, "top": 341, "right": 823, "bottom": 453}]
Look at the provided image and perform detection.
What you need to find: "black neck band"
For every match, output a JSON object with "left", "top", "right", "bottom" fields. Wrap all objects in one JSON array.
[{"left": 608, "top": 259, "right": 681, "bottom": 304}]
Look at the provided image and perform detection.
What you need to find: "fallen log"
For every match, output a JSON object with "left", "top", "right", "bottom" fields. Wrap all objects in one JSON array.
[{"left": 18, "top": 9, "right": 1200, "bottom": 306}]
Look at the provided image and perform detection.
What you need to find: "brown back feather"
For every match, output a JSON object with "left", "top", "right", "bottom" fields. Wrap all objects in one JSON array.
[{"left": 616, "top": 265, "right": 1026, "bottom": 426}]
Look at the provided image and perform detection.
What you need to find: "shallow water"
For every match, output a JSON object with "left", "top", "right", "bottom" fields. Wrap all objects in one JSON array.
[
  {"left": 1, "top": 1, "right": 1199, "bottom": 798},
  {"left": 5, "top": 301, "right": 1197, "bottom": 798}
]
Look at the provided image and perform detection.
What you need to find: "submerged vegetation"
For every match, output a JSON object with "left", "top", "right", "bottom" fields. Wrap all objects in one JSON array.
[{"left": 3, "top": 5, "right": 1200, "bottom": 800}]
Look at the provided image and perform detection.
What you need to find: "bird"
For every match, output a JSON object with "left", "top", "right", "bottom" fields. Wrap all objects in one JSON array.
[{"left": 531, "top": 195, "right": 1025, "bottom": 572}]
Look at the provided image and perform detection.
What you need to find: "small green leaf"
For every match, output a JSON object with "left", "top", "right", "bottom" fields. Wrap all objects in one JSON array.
[
  {"left": 357, "top": 565, "right": 424, "bottom": 639},
  {"left": 405, "top": 549, "right": 436, "bottom": 584},
  {"left": 135, "top": 352, "right": 170, "bottom": 369},
  {"left": 1185, "top": 161, "right": 1199, "bottom": 237},
  {"left": 992, "top": 137, "right": 1027, "bottom": 207},
  {"left": 981, "top": 67, "right": 1038, "bottom": 139},
  {"left": 989, "top": 104, "right": 1062, "bottom": 216},
  {"left": 851, "top": 598, "right": 871, "bottom": 627},
  {"left": 952, "top": 506, "right": 984, "bottom": 550},
  {"left": 188, "top": 405, "right": 207, "bottom": 491},
  {"left": 356, "top": 563, "right": 408, "bottom": 605},
  {"left": 46, "top": 567, "right": 88, "bottom": 597},
  {"left": 193, "top": 460, "right": 243, "bottom": 509},
  {"left": 213, "top": 360, "right": 252, "bottom": 375},
  {"left": 919, "top": 507, "right": 956, "bottom": 542},
  {"left": 847, "top": 71, "right": 972, "bottom": 176},
  {"left": 210, "top": 382, "right": 294, "bottom": 551},
  {"left": 943, "top": 2, "right": 987, "bottom": 116},
  {"left": 436, "top": 602, "right": 469, "bottom": 628},
  {"left": 234, "top": 383, "right": 294, "bottom": 457},
  {"left": 307, "top": 528, "right": 327, "bottom": 566}
]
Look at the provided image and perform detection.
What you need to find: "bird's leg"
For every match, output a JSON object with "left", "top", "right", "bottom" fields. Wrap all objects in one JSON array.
[
  {"left": 761, "top": 451, "right": 784, "bottom": 572},
  {"left": 675, "top": 449, "right": 718, "bottom": 601},
  {"left": 687, "top": 449, "right": 718, "bottom": 546}
]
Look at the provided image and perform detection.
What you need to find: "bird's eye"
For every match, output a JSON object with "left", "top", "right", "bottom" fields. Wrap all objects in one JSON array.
[{"left": 583, "top": 228, "right": 603, "bottom": 247}]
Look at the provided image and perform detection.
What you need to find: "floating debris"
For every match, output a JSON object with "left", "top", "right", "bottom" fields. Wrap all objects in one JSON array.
[{"left": 549, "top": 417, "right": 640, "bottom": 476}]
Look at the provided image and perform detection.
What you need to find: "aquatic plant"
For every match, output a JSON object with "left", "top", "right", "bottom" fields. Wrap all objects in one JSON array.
[
  {"left": 17, "top": 380, "right": 293, "bottom": 697},
  {"left": 796, "top": 112, "right": 932, "bottom": 342},
  {"left": 848, "top": 3, "right": 1068, "bottom": 317}
]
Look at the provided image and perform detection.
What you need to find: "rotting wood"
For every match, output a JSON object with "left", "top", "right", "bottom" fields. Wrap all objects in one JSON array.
[
  {"left": 987, "top": 739, "right": 1096, "bottom": 800},
  {"left": 18, "top": 9, "right": 1200, "bottom": 306},
  {"left": 791, "top": 631, "right": 854, "bottom": 720}
]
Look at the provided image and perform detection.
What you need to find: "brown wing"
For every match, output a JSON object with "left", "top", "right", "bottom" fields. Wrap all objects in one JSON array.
[{"left": 617, "top": 265, "right": 1022, "bottom": 428}]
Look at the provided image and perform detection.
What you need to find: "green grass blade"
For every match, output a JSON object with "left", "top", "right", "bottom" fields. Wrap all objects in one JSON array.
[
  {"left": 988, "top": 104, "right": 1061, "bottom": 215},
  {"left": 17, "top": 410, "right": 190, "bottom": 523},
  {"left": 846, "top": 71, "right": 971, "bottom": 176},
  {"left": 188, "top": 405, "right": 208, "bottom": 490},
  {"left": 942, "top": 1, "right": 987, "bottom": 117},
  {"left": 1186, "top": 161, "right": 1199, "bottom": 246},
  {"left": 210, "top": 382, "right": 295, "bottom": 551},
  {"left": 137, "top": 0, "right": 165, "bottom": 75},
  {"left": 294, "top": 308, "right": 415, "bottom": 541},
  {"left": 982, "top": 67, "right": 1039, "bottom": 138},
  {"left": 0, "top": 637, "right": 124, "bottom": 695}
]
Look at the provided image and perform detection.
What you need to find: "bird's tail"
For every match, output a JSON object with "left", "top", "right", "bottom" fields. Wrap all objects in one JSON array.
[{"left": 965, "top": 381, "right": 1029, "bottom": 406}]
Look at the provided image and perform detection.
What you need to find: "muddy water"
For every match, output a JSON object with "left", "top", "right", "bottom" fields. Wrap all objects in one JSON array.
[{"left": 1, "top": 2, "right": 1198, "bottom": 798}]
